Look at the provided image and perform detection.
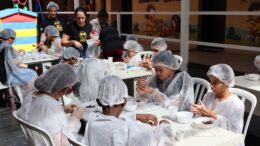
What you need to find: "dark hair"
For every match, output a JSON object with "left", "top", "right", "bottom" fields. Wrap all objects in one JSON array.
[
  {"left": 74, "top": 7, "right": 89, "bottom": 18},
  {"left": 145, "top": 4, "right": 156, "bottom": 19},
  {"left": 98, "top": 9, "right": 108, "bottom": 18},
  {"left": 171, "top": 15, "right": 181, "bottom": 33}
]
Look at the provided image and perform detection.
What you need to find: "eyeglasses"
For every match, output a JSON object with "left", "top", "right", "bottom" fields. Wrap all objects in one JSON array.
[
  {"left": 10, "top": 37, "right": 16, "bottom": 42},
  {"left": 209, "top": 80, "right": 224, "bottom": 86},
  {"left": 71, "top": 57, "right": 78, "bottom": 61}
]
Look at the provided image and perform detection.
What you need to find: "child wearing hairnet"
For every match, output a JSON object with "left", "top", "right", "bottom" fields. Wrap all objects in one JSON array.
[
  {"left": 17, "top": 64, "right": 84, "bottom": 146},
  {"left": 140, "top": 37, "right": 167, "bottom": 70},
  {"left": 39, "top": 25, "right": 63, "bottom": 55},
  {"left": 190, "top": 64, "right": 244, "bottom": 135},
  {"left": 83, "top": 75, "right": 175, "bottom": 146},
  {"left": 122, "top": 40, "right": 142, "bottom": 66},
  {"left": 77, "top": 45, "right": 110, "bottom": 102},
  {"left": 0, "top": 28, "right": 37, "bottom": 99},
  {"left": 61, "top": 47, "right": 81, "bottom": 97},
  {"left": 61, "top": 47, "right": 80, "bottom": 66},
  {"left": 137, "top": 50, "right": 194, "bottom": 111}
]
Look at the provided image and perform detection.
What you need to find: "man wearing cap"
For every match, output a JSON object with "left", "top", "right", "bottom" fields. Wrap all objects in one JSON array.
[{"left": 39, "top": 1, "right": 66, "bottom": 47}]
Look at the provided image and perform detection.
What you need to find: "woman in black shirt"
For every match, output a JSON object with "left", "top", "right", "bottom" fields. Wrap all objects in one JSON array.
[{"left": 62, "top": 7, "right": 99, "bottom": 58}]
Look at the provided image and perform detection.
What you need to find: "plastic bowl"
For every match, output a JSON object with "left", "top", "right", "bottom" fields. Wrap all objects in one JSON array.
[
  {"left": 193, "top": 117, "right": 216, "bottom": 129},
  {"left": 176, "top": 111, "right": 193, "bottom": 124},
  {"left": 247, "top": 74, "right": 259, "bottom": 81},
  {"left": 113, "top": 62, "right": 127, "bottom": 70},
  {"left": 124, "top": 101, "right": 138, "bottom": 112},
  {"left": 135, "top": 98, "right": 148, "bottom": 105}
]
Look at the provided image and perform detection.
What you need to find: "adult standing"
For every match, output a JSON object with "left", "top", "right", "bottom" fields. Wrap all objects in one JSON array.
[
  {"left": 97, "top": 9, "right": 123, "bottom": 61},
  {"left": 39, "top": 1, "right": 66, "bottom": 47},
  {"left": 62, "top": 7, "right": 98, "bottom": 58}
]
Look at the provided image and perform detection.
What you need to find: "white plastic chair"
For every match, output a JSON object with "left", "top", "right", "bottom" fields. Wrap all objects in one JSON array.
[
  {"left": 229, "top": 88, "right": 257, "bottom": 139},
  {"left": 174, "top": 55, "right": 183, "bottom": 65},
  {"left": 62, "top": 129, "right": 87, "bottom": 146},
  {"left": 192, "top": 77, "right": 211, "bottom": 103},
  {"left": 12, "top": 111, "right": 55, "bottom": 146},
  {"left": 137, "top": 51, "right": 154, "bottom": 60}
]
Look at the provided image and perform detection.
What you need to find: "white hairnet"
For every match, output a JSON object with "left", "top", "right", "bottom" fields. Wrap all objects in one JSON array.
[
  {"left": 47, "top": 1, "right": 59, "bottom": 10},
  {"left": 207, "top": 64, "right": 235, "bottom": 87},
  {"left": 151, "top": 37, "right": 167, "bottom": 51},
  {"left": 86, "top": 45, "right": 101, "bottom": 58},
  {"left": 98, "top": 75, "right": 128, "bottom": 107},
  {"left": 44, "top": 25, "right": 59, "bottom": 37},
  {"left": 126, "top": 35, "right": 138, "bottom": 41},
  {"left": 62, "top": 47, "right": 80, "bottom": 60},
  {"left": 0, "top": 28, "right": 16, "bottom": 40},
  {"left": 34, "top": 64, "right": 77, "bottom": 93},
  {"left": 152, "top": 50, "right": 180, "bottom": 70},
  {"left": 254, "top": 55, "right": 260, "bottom": 72},
  {"left": 123, "top": 40, "right": 141, "bottom": 52}
]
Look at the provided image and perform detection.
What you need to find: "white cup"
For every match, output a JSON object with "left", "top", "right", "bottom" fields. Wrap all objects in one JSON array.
[
  {"left": 175, "top": 130, "right": 185, "bottom": 141},
  {"left": 169, "top": 105, "right": 178, "bottom": 120},
  {"left": 108, "top": 57, "right": 113, "bottom": 62}
]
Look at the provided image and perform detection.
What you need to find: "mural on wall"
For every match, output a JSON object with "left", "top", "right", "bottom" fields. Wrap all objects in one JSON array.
[
  {"left": 246, "top": 2, "right": 260, "bottom": 46},
  {"left": 225, "top": 1, "right": 260, "bottom": 47},
  {"left": 133, "top": 3, "right": 182, "bottom": 38}
]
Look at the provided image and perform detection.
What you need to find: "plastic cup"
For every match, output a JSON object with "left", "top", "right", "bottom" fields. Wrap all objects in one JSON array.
[
  {"left": 175, "top": 130, "right": 185, "bottom": 141},
  {"left": 108, "top": 57, "right": 113, "bottom": 62},
  {"left": 169, "top": 105, "right": 178, "bottom": 120}
]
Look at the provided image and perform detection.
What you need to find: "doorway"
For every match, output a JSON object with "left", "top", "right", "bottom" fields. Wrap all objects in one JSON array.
[{"left": 198, "top": 0, "right": 227, "bottom": 51}]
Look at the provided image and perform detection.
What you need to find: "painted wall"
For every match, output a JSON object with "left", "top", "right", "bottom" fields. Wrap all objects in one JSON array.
[
  {"left": 131, "top": 0, "right": 199, "bottom": 39},
  {"left": 225, "top": 0, "right": 260, "bottom": 47}
]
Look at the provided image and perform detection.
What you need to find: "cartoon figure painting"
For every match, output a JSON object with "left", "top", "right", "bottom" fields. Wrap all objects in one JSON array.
[
  {"left": 144, "top": 4, "right": 157, "bottom": 34},
  {"left": 246, "top": 2, "right": 260, "bottom": 46}
]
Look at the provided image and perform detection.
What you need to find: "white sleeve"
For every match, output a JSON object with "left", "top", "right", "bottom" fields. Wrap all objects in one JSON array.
[
  {"left": 139, "top": 72, "right": 194, "bottom": 110},
  {"left": 154, "top": 123, "right": 175, "bottom": 146},
  {"left": 112, "top": 126, "right": 128, "bottom": 146},
  {"left": 216, "top": 102, "right": 244, "bottom": 133}
]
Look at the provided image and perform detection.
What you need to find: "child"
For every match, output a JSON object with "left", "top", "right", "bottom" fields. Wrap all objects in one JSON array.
[
  {"left": 191, "top": 64, "right": 244, "bottom": 134},
  {"left": 83, "top": 75, "right": 175, "bottom": 146},
  {"left": 123, "top": 40, "right": 142, "bottom": 66}
]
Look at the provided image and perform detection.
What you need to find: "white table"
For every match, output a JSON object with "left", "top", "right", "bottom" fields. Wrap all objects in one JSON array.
[
  {"left": 235, "top": 75, "right": 260, "bottom": 92},
  {"left": 22, "top": 54, "right": 60, "bottom": 72},
  {"left": 22, "top": 55, "right": 59, "bottom": 65},
  {"left": 82, "top": 102, "right": 244, "bottom": 146},
  {"left": 235, "top": 75, "right": 260, "bottom": 116},
  {"left": 109, "top": 68, "right": 152, "bottom": 96},
  {"left": 109, "top": 68, "right": 152, "bottom": 80},
  {"left": 0, "top": 83, "right": 8, "bottom": 90}
]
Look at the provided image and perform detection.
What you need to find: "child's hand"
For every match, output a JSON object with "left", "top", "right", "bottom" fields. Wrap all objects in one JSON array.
[
  {"left": 137, "top": 114, "right": 158, "bottom": 126},
  {"left": 123, "top": 57, "right": 130, "bottom": 64},
  {"left": 139, "top": 60, "right": 152, "bottom": 70},
  {"left": 136, "top": 77, "right": 147, "bottom": 90}
]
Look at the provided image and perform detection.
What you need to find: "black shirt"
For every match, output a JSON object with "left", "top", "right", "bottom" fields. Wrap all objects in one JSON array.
[
  {"left": 0, "top": 44, "right": 7, "bottom": 83},
  {"left": 64, "top": 21, "right": 92, "bottom": 58},
  {"left": 99, "top": 26, "right": 123, "bottom": 50},
  {"left": 41, "top": 16, "right": 67, "bottom": 37}
]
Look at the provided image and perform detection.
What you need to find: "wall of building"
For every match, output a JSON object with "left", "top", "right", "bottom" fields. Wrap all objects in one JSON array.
[
  {"left": 131, "top": 0, "right": 199, "bottom": 40},
  {"left": 225, "top": 0, "right": 260, "bottom": 47}
]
